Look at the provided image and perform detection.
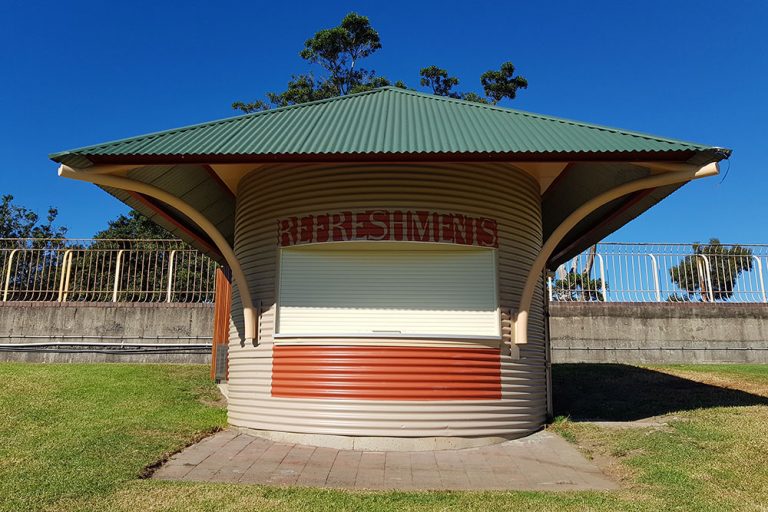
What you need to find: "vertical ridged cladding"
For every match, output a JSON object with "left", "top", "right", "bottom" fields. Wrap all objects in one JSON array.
[{"left": 228, "top": 163, "right": 546, "bottom": 438}]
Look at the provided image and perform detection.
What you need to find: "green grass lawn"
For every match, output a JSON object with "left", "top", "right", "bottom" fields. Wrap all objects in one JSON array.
[{"left": 0, "top": 362, "right": 766, "bottom": 511}]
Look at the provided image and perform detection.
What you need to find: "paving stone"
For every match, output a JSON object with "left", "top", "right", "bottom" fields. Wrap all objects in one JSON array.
[
  {"left": 266, "top": 444, "right": 316, "bottom": 485},
  {"left": 409, "top": 451, "right": 438, "bottom": 471},
  {"left": 383, "top": 452, "right": 412, "bottom": 488},
  {"left": 238, "top": 442, "right": 294, "bottom": 483},
  {"left": 410, "top": 469, "right": 442, "bottom": 490},
  {"left": 166, "top": 429, "right": 238, "bottom": 468},
  {"left": 153, "top": 429, "right": 617, "bottom": 491},
  {"left": 184, "top": 434, "right": 253, "bottom": 481},
  {"left": 355, "top": 452, "right": 386, "bottom": 489},
  {"left": 295, "top": 447, "right": 338, "bottom": 486},
  {"left": 465, "top": 458, "right": 498, "bottom": 490},
  {"left": 326, "top": 450, "right": 362, "bottom": 487},
  {"left": 152, "top": 462, "right": 198, "bottom": 481},
  {"left": 210, "top": 437, "right": 272, "bottom": 483},
  {"left": 489, "top": 455, "right": 529, "bottom": 489}
]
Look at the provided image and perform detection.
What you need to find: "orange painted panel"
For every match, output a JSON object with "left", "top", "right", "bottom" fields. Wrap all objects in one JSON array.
[
  {"left": 211, "top": 267, "right": 232, "bottom": 381},
  {"left": 272, "top": 346, "right": 501, "bottom": 400}
]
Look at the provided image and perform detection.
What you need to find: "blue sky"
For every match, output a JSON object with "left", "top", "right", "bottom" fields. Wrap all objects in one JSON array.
[{"left": 1, "top": 0, "right": 766, "bottom": 241}]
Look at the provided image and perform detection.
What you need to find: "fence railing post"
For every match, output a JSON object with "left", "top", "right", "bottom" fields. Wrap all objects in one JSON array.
[
  {"left": 596, "top": 253, "right": 607, "bottom": 301},
  {"left": 696, "top": 254, "right": 714, "bottom": 302},
  {"left": 166, "top": 250, "right": 177, "bottom": 303},
  {"left": 57, "top": 250, "right": 74, "bottom": 302},
  {"left": 753, "top": 255, "right": 766, "bottom": 303},
  {"left": 703, "top": 255, "right": 714, "bottom": 301},
  {"left": 112, "top": 250, "right": 125, "bottom": 303},
  {"left": 2, "top": 249, "right": 20, "bottom": 302},
  {"left": 647, "top": 254, "right": 661, "bottom": 302}
]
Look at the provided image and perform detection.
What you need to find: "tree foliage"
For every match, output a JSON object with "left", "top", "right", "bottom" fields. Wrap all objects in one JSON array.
[
  {"left": 417, "top": 63, "right": 528, "bottom": 105},
  {"left": 0, "top": 196, "right": 69, "bottom": 300},
  {"left": 552, "top": 270, "right": 606, "bottom": 302},
  {"left": 299, "top": 12, "right": 382, "bottom": 96},
  {"left": 669, "top": 238, "right": 754, "bottom": 302},
  {"left": 93, "top": 209, "right": 174, "bottom": 243},
  {"left": 233, "top": 13, "right": 527, "bottom": 113},
  {"left": 550, "top": 245, "right": 606, "bottom": 302},
  {"left": 480, "top": 62, "right": 529, "bottom": 104},
  {"left": 420, "top": 65, "right": 461, "bottom": 98},
  {"left": 233, "top": 13, "right": 394, "bottom": 112},
  {"left": 0, "top": 195, "right": 67, "bottom": 241}
]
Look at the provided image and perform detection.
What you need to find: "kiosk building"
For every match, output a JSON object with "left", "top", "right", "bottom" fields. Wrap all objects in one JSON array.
[{"left": 52, "top": 87, "right": 730, "bottom": 449}]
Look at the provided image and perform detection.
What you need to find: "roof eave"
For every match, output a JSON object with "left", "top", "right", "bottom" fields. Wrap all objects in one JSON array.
[
  {"left": 686, "top": 147, "right": 732, "bottom": 166},
  {"left": 51, "top": 149, "right": 722, "bottom": 168}
]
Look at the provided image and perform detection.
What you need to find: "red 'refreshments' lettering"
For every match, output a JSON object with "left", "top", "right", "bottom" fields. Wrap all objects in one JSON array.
[{"left": 278, "top": 210, "right": 499, "bottom": 248}]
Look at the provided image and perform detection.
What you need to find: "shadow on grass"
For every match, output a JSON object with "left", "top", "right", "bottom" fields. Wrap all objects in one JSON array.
[{"left": 552, "top": 363, "right": 768, "bottom": 421}]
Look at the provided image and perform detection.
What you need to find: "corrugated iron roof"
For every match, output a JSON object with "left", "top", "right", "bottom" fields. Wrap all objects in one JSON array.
[{"left": 50, "top": 87, "right": 730, "bottom": 166}]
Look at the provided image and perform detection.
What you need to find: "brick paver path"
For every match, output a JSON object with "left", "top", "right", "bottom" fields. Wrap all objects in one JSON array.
[{"left": 153, "top": 429, "right": 617, "bottom": 491}]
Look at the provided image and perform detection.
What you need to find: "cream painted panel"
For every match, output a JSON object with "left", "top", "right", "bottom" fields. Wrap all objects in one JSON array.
[
  {"left": 228, "top": 163, "right": 546, "bottom": 438},
  {"left": 278, "top": 309, "right": 498, "bottom": 336},
  {"left": 277, "top": 245, "right": 498, "bottom": 337}
]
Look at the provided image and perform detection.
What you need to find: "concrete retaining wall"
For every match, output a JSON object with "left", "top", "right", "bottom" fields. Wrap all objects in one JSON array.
[
  {"left": 0, "top": 302, "right": 213, "bottom": 363},
  {"left": 4, "top": 301, "right": 767, "bottom": 365},
  {"left": 550, "top": 303, "right": 768, "bottom": 364}
]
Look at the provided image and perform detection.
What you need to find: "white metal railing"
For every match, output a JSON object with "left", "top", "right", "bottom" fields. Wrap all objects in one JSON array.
[
  {"left": 6, "top": 238, "right": 764, "bottom": 305},
  {"left": 0, "top": 239, "right": 218, "bottom": 303},
  {"left": 549, "top": 242, "right": 768, "bottom": 303}
]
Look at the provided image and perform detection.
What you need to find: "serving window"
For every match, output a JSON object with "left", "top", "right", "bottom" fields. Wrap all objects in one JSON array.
[{"left": 276, "top": 242, "right": 500, "bottom": 338}]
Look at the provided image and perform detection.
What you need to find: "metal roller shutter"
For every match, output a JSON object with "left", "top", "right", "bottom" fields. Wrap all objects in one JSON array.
[{"left": 277, "top": 243, "right": 499, "bottom": 337}]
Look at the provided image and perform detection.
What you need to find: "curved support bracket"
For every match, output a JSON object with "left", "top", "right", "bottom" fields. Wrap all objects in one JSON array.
[
  {"left": 515, "top": 161, "right": 720, "bottom": 344},
  {"left": 58, "top": 164, "right": 258, "bottom": 343}
]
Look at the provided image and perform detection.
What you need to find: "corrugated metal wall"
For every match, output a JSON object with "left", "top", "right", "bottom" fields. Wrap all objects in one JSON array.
[
  {"left": 227, "top": 163, "right": 546, "bottom": 439},
  {"left": 272, "top": 346, "right": 502, "bottom": 400}
]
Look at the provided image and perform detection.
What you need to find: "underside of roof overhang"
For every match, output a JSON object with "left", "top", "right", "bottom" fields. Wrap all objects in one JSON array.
[
  {"left": 58, "top": 157, "right": 723, "bottom": 268},
  {"left": 89, "top": 163, "right": 238, "bottom": 264}
]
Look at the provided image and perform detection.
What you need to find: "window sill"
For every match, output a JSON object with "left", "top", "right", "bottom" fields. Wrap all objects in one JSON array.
[{"left": 273, "top": 333, "right": 502, "bottom": 341}]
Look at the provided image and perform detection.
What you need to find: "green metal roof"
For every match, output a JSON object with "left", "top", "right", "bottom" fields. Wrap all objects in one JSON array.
[{"left": 50, "top": 87, "right": 730, "bottom": 167}]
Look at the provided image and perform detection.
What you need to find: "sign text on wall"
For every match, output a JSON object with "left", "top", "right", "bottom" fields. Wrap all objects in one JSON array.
[{"left": 278, "top": 210, "right": 498, "bottom": 248}]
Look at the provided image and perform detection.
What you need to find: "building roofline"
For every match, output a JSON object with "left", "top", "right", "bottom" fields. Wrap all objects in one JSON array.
[{"left": 50, "top": 87, "right": 730, "bottom": 163}]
